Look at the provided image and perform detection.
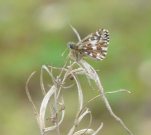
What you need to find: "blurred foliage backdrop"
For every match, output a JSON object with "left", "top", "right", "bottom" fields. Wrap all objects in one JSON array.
[{"left": 0, "top": 0, "right": 151, "bottom": 135}]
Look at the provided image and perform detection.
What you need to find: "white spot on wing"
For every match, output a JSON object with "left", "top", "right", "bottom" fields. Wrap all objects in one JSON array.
[
  {"left": 89, "top": 53, "right": 93, "bottom": 57},
  {"left": 90, "top": 40, "right": 97, "bottom": 46},
  {"left": 101, "top": 55, "right": 105, "bottom": 59},
  {"left": 96, "top": 53, "right": 101, "bottom": 57},
  {"left": 102, "top": 47, "right": 108, "bottom": 51},
  {"left": 96, "top": 53, "right": 103, "bottom": 60},
  {"left": 84, "top": 51, "right": 88, "bottom": 54},
  {"left": 96, "top": 56, "right": 101, "bottom": 60},
  {"left": 96, "top": 31, "right": 100, "bottom": 36},
  {"left": 103, "top": 52, "right": 107, "bottom": 56},
  {"left": 92, "top": 46, "right": 97, "bottom": 50}
]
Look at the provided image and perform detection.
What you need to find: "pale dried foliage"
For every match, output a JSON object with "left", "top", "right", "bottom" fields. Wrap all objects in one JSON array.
[{"left": 25, "top": 26, "right": 134, "bottom": 135}]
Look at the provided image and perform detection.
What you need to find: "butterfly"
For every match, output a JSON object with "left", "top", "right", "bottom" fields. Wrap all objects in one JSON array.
[{"left": 68, "top": 28, "right": 109, "bottom": 61}]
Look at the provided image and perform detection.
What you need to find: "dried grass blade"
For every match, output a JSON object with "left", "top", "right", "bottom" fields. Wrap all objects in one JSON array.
[
  {"left": 25, "top": 72, "right": 40, "bottom": 125},
  {"left": 71, "top": 73, "right": 83, "bottom": 111},
  {"left": 79, "top": 60, "right": 134, "bottom": 135},
  {"left": 73, "top": 129, "right": 94, "bottom": 135},
  {"left": 44, "top": 108, "right": 65, "bottom": 132},
  {"left": 40, "top": 66, "right": 47, "bottom": 95},
  {"left": 77, "top": 108, "right": 91, "bottom": 124},
  {"left": 39, "top": 85, "right": 56, "bottom": 130},
  {"left": 92, "top": 122, "right": 103, "bottom": 135}
]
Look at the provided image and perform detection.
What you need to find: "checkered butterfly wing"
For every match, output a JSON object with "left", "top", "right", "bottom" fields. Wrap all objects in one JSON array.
[{"left": 78, "top": 29, "right": 109, "bottom": 60}]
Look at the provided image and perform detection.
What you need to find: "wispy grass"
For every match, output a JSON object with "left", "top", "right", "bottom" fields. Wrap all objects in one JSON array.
[{"left": 25, "top": 26, "right": 134, "bottom": 135}]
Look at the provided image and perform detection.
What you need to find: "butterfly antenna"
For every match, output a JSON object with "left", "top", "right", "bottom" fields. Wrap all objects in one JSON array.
[
  {"left": 61, "top": 47, "right": 68, "bottom": 56},
  {"left": 69, "top": 24, "right": 81, "bottom": 42}
]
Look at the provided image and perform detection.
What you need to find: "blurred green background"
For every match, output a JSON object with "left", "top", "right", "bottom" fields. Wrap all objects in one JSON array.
[{"left": 1, "top": 0, "right": 151, "bottom": 135}]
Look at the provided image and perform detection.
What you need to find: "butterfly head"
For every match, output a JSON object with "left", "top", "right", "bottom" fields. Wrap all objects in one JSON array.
[{"left": 67, "top": 42, "right": 76, "bottom": 50}]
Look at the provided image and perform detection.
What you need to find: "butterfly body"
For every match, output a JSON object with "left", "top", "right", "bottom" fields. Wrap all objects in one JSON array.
[{"left": 68, "top": 28, "right": 109, "bottom": 61}]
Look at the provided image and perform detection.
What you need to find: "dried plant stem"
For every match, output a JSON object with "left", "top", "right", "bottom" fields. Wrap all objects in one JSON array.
[
  {"left": 100, "top": 93, "right": 133, "bottom": 135},
  {"left": 25, "top": 72, "right": 41, "bottom": 132},
  {"left": 26, "top": 25, "right": 134, "bottom": 135},
  {"left": 79, "top": 60, "right": 133, "bottom": 135},
  {"left": 88, "top": 89, "right": 131, "bottom": 103},
  {"left": 97, "top": 75, "right": 133, "bottom": 135}
]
